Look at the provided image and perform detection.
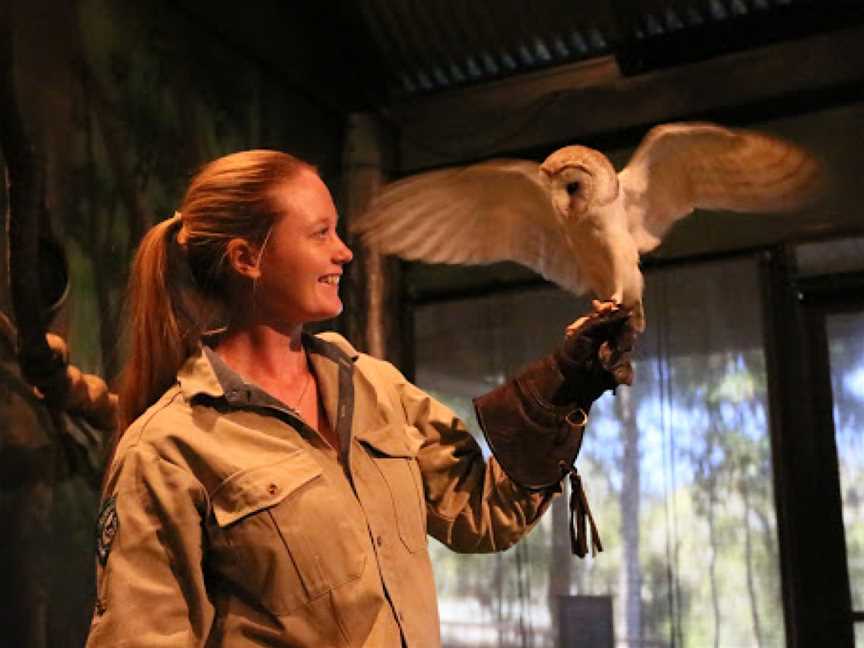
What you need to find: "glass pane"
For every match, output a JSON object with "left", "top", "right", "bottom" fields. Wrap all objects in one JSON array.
[
  {"left": 826, "top": 311, "right": 864, "bottom": 613},
  {"left": 415, "top": 256, "right": 786, "bottom": 647},
  {"left": 795, "top": 236, "right": 864, "bottom": 277}
]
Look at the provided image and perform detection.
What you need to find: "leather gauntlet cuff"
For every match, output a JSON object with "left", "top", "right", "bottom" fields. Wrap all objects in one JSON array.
[
  {"left": 472, "top": 304, "right": 637, "bottom": 558},
  {"left": 473, "top": 355, "right": 602, "bottom": 558},
  {"left": 474, "top": 356, "right": 586, "bottom": 490}
]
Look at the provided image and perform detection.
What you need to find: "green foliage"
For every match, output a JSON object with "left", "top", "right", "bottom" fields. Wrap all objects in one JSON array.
[
  {"left": 425, "top": 338, "right": 787, "bottom": 647},
  {"left": 1, "top": 0, "right": 342, "bottom": 379}
]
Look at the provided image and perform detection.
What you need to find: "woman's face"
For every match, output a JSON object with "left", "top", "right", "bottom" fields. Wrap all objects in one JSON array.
[{"left": 254, "top": 170, "right": 353, "bottom": 326}]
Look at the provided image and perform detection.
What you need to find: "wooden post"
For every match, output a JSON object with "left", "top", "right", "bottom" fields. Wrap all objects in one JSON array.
[{"left": 339, "top": 113, "right": 407, "bottom": 367}]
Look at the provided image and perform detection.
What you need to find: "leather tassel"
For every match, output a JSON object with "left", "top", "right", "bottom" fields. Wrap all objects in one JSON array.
[{"left": 567, "top": 467, "right": 603, "bottom": 558}]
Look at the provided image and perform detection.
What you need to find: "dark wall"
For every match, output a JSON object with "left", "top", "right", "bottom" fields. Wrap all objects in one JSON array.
[
  {"left": 1, "top": 2, "right": 350, "bottom": 647},
  {"left": 5, "top": 0, "right": 348, "bottom": 377}
]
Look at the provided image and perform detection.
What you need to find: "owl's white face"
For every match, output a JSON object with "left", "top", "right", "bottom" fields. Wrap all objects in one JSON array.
[
  {"left": 540, "top": 145, "right": 620, "bottom": 224},
  {"left": 548, "top": 166, "right": 595, "bottom": 221}
]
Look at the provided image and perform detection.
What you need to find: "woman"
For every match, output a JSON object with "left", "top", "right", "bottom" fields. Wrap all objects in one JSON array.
[{"left": 86, "top": 150, "right": 632, "bottom": 648}]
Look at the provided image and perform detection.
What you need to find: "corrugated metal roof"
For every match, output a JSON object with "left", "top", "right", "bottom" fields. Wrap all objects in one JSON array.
[
  {"left": 179, "top": 0, "right": 864, "bottom": 111},
  {"left": 356, "top": 0, "right": 616, "bottom": 95},
  {"left": 348, "top": 0, "right": 864, "bottom": 99}
]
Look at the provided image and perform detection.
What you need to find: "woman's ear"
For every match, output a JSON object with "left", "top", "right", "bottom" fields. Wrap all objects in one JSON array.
[{"left": 225, "top": 238, "right": 262, "bottom": 280}]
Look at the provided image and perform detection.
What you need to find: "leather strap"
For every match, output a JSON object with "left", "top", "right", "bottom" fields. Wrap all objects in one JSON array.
[{"left": 560, "top": 461, "right": 603, "bottom": 558}]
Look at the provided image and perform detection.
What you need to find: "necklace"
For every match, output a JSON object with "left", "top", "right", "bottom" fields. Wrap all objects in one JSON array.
[{"left": 291, "top": 371, "right": 312, "bottom": 412}]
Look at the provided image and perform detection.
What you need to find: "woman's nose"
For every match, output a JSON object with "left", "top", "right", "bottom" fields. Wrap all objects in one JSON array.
[{"left": 334, "top": 235, "right": 353, "bottom": 265}]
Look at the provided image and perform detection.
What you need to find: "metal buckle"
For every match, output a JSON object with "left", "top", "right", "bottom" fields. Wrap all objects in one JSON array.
[{"left": 565, "top": 407, "right": 588, "bottom": 428}]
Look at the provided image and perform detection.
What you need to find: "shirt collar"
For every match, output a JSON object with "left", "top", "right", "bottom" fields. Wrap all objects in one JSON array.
[
  {"left": 176, "top": 332, "right": 357, "bottom": 411},
  {"left": 176, "top": 346, "right": 225, "bottom": 401}
]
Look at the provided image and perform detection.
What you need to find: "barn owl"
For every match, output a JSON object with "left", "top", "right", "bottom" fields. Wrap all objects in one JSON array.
[{"left": 352, "top": 122, "right": 822, "bottom": 331}]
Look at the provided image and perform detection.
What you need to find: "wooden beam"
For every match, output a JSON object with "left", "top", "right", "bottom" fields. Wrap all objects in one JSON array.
[
  {"left": 338, "top": 113, "right": 410, "bottom": 368},
  {"left": 388, "top": 25, "right": 864, "bottom": 172}
]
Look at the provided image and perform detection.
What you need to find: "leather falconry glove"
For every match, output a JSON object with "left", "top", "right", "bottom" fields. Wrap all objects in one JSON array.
[{"left": 473, "top": 301, "right": 635, "bottom": 558}]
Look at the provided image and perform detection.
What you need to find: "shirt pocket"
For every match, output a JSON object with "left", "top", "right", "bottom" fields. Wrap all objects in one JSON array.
[
  {"left": 210, "top": 451, "right": 366, "bottom": 615},
  {"left": 358, "top": 423, "right": 428, "bottom": 554}
]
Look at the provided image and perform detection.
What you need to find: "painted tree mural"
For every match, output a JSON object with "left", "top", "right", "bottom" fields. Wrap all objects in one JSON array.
[
  {"left": 4, "top": 0, "right": 344, "bottom": 378},
  {"left": 2, "top": 2, "right": 344, "bottom": 646}
]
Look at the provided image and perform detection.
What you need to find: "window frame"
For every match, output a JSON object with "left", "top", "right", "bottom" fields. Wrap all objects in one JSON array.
[{"left": 405, "top": 243, "right": 864, "bottom": 647}]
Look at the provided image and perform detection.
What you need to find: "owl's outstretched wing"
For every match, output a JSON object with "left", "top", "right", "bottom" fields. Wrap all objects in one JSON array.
[
  {"left": 352, "top": 159, "right": 587, "bottom": 293},
  {"left": 619, "top": 122, "right": 823, "bottom": 252}
]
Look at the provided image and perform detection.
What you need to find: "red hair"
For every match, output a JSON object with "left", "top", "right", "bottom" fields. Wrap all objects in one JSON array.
[{"left": 117, "top": 150, "right": 315, "bottom": 430}]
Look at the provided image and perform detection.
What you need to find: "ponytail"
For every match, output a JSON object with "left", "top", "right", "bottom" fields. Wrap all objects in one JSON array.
[
  {"left": 114, "top": 150, "right": 315, "bottom": 433},
  {"left": 117, "top": 217, "right": 200, "bottom": 430}
]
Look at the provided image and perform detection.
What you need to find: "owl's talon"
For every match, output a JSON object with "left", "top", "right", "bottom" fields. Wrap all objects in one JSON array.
[{"left": 565, "top": 316, "right": 591, "bottom": 336}]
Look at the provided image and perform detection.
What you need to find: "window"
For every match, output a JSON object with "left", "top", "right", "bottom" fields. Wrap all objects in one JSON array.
[
  {"left": 826, "top": 311, "right": 864, "bottom": 645},
  {"left": 415, "top": 255, "right": 785, "bottom": 647}
]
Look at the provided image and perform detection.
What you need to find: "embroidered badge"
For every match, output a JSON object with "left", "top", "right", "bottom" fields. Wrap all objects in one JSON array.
[{"left": 96, "top": 496, "right": 119, "bottom": 566}]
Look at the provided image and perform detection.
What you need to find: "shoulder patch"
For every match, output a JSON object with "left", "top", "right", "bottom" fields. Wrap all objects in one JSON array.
[{"left": 96, "top": 496, "right": 119, "bottom": 566}]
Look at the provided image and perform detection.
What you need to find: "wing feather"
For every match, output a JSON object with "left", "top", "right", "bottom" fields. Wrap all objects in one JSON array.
[
  {"left": 619, "top": 122, "right": 823, "bottom": 252},
  {"left": 352, "top": 159, "right": 587, "bottom": 293}
]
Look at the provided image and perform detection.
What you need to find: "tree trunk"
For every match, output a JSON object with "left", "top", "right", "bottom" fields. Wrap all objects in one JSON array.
[
  {"left": 707, "top": 489, "right": 722, "bottom": 648},
  {"left": 616, "top": 387, "right": 641, "bottom": 648},
  {"left": 0, "top": 0, "right": 66, "bottom": 401},
  {"left": 741, "top": 477, "right": 765, "bottom": 648},
  {"left": 494, "top": 552, "right": 505, "bottom": 648},
  {"left": 548, "top": 482, "right": 572, "bottom": 646}
]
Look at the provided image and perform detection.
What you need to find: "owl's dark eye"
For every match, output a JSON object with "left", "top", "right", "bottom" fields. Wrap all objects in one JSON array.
[{"left": 565, "top": 181, "right": 581, "bottom": 196}]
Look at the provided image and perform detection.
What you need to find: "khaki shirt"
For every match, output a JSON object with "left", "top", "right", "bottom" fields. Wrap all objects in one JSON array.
[{"left": 86, "top": 332, "right": 557, "bottom": 647}]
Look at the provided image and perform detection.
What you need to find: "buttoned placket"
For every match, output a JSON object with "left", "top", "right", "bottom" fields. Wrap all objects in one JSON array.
[
  {"left": 307, "top": 341, "right": 414, "bottom": 641},
  {"left": 308, "top": 341, "right": 418, "bottom": 644},
  {"left": 203, "top": 339, "right": 416, "bottom": 644}
]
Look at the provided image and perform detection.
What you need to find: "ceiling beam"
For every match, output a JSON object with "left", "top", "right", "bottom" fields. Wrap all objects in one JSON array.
[{"left": 385, "top": 25, "right": 864, "bottom": 172}]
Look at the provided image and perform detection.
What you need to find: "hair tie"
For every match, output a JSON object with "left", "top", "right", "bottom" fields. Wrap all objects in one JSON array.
[{"left": 173, "top": 211, "right": 190, "bottom": 247}]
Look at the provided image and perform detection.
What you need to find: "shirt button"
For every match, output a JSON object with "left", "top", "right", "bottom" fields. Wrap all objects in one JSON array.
[
  {"left": 376, "top": 535, "right": 383, "bottom": 547},
  {"left": 268, "top": 483, "right": 279, "bottom": 495}
]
